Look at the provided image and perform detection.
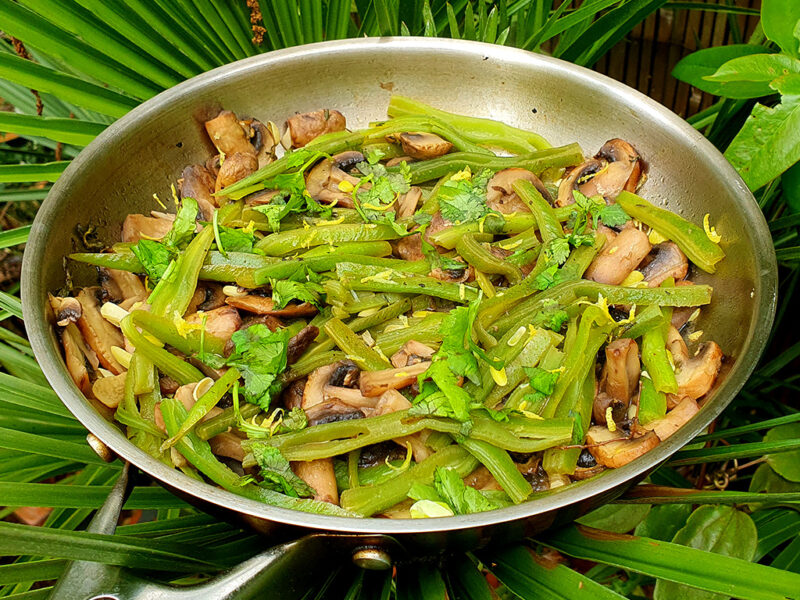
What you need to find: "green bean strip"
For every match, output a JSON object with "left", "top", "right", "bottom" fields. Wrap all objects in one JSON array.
[
  {"left": 642, "top": 312, "right": 679, "bottom": 394},
  {"left": 161, "top": 367, "right": 240, "bottom": 451},
  {"left": 639, "top": 376, "right": 667, "bottom": 424},
  {"left": 391, "top": 145, "right": 583, "bottom": 187},
  {"left": 149, "top": 226, "right": 215, "bottom": 317},
  {"left": 620, "top": 304, "right": 664, "bottom": 340},
  {"left": 256, "top": 224, "right": 403, "bottom": 256},
  {"left": 253, "top": 255, "right": 429, "bottom": 284},
  {"left": 299, "top": 241, "right": 393, "bottom": 258},
  {"left": 196, "top": 402, "right": 260, "bottom": 440},
  {"left": 388, "top": 95, "right": 551, "bottom": 152},
  {"left": 120, "top": 316, "right": 204, "bottom": 385},
  {"left": 161, "top": 398, "right": 357, "bottom": 517},
  {"left": 616, "top": 191, "right": 725, "bottom": 273},
  {"left": 337, "top": 263, "right": 479, "bottom": 303},
  {"left": 457, "top": 437, "right": 532, "bottom": 504},
  {"left": 277, "top": 350, "right": 348, "bottom": 387},
  {"left": 324, "top": 318, "right": 390, "bottom": 371},
  {"left": 308, "top": 298, "right": 413, "bottom": 357},
  {"left": 542, "top": 368, "right": 596, "bottom": 475},
  {"left": 339, "top": 445, "right": 479, "bottom": 516},
  {"left": 483, "top": 328, "right": 554, "bottom": 409},
  {"left": 375, "top": 312, "right": 446, "bottom": 355},
  {"left": 456, "top": 233, "right": 523, "bottom": 284},
  {"left": 129, "top": 310, "right": 226, "bottom": 357},
  {"left": 513, "top": 180, "right": 564, "bottom": 242},
  {"left": 365, "top": 115, "right": 491, "bottom": 155},
  {"left": 253, "top": 410, "right": 573, "bottom": 459}
]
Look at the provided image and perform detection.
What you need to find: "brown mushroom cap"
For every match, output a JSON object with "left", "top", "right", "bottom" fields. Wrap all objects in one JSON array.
[
  {"left": 185, "top": 306, "right": 241, "bottom": 342},
  {"left": 121, "top": 214, "right": 174, "bottom": 244},
  {"left": 204, "top": 110, "right": 254, "bottom": 156},
  {"left": 556, "top": 139, "right": 643, "bottom": 206},
  {"left": 287, "top": 109, "right": 346, "bottom": 148},
  {"left": 584, "top": 226, "right": 652, "bottom": 285},
  {"left": 486, "top": 168, "right": 552, "bottom": 214},
  {"left": 643, "top": 397, "right": 699, "bottom": 441},
  {"left": 389, "top": 132, "right": 453, "bottom": 160},
  {"left": 179, "top": 164, "right": 218, "bottom": 220},
  {"left": 215, "top": 152, "right": 258, "bottom": 193},
  {"left": 641, "top": 242, "right": 688, "bottom": 287},
  {"left": 304, "top": 157, "right": 360, "bottom": 208}
]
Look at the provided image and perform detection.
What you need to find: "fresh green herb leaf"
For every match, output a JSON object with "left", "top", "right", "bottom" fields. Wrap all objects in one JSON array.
[
  {"left": 279, "top": 407, "right": 308, "bottom": 433},
  {"left": 352, "top": 159, "right": 412, "bottom": 233},
  {"left": 270, "top": 278, "right": 323, "bottom": 309},
  {"left": 252, "top": 170, "right": 330, "bottom": 232},
  {"left": 533, "top": 264, "right": 560, "bottom": 290},
  {"left": 421, "top": 236, "right": 468, "bottom": 274},
  {"left": 408, "top": 482, "right": 444, "bottom": 503},
  {"left": 438, "top": 168, "right": 494, "bottom": 224},
  {"left": 217, "top": 226, "right": 255, "bottom": 253},
  {"left": 434, "top": 466, "right": 497, "bottom": 514},
  {"left": 544, "top": 237, "right": 571, "bottom": 265},
  {"left": 540, "top": 308, "right": 570, "bottom": 331},
  {"left": 226, "top": 325, "right": 290, "bottom": 409},
  {"left": 163, "top": 198, "right": 199, "bottom": 250},
  {"left": 524, "top": 366, "right": 560, "bottom": 395},
  {"left": 598, "top": 203, "right": 630, "bottom": 227},
  {"left": 252, "top": 445, "right": 315, "bottom": 498},
  {"left": 130, "top": 239, "right": 173, "bottom": 283}
]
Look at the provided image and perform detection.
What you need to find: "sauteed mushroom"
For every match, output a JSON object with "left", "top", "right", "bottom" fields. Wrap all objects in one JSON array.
[
  {"left": 584, "top": 225, "right": 652, "bottom": 285},
  {"left": 215, "top": 152, "right": 258, "bottom": 193},
  {"left": 304, "top": 152, "right": 363, "bottom": 207},
  {"left": 556, "top": 139, "right": 642, "bottom": 206},
  {"left": 594, "top": 338, "right": 639, "bottom": 425},
  {"left": 225, "top": 294, "right": 318, "bottom": 317},
  {"left": 586, "top": 426, "right": 660, "bottom": 468},
  {"left": 641, "top": 242, "right": 688, "bottom": 287},
  {"left": 387, "top": 132, "right": 452, "bottom": 159},
  {"left": 359, "top": 361, "right": 430, "bottom": 397},
  {"left": 179, "top": 164, "right": 217, "bottom": 220},
  {"left": 204, "top": 109, "right": 254, "bottom": 156},
  {"left": 286, "top": 109, "right": 346, "bottom": 148},
  {"left": 121, "top": 214, "right": 173, "bottom": 244},
  {"left": 486, "top": 168, "right": 551, "bottom": 214},
  {"left": 76, "top": 288, "right": 125, "bottom": 374},
  {"left": 185, "top": 306, "right": 241, "bottom": 342},
  {"left": 667, "top": 326, "right": 723, "bottom": 403}
]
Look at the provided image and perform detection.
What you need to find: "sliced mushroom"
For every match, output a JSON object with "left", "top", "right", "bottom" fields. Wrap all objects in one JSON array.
[
  {"left": 302, "top": 363, "right": 341, "bottom": 410},
  {"left": 387, "top": 132, "right": 452, "bottom": 160},
  {"left": 121, "top": 214, "right": 174, "bottom": 244},
  {"left": 667, "top": 327, "right": 723, "bottom": 403},
  {"left": 209, "top": 431, "right": 245, "bottom": 462},
  {"left": 572, "top": 449, "right": 605, "bottom": 480},
  {"left": 641, "top": 242, "right": 688, "bottom": 287},
  {"left": 92, "top": 373, "right": 127, "bottom": 408},
  {"left": 430, "top": 263, "right": 472, "bottom": 284},
  {"left": 556, "top": 139, "right": 643, "bottom": 206},
  {"left": 486, "top": 168, "right": 551, "bottom": 214},
  {"left": 240, "top": 117, "right": 277, "bottom": 168},
  {"left": 304, "top": 155, "right": 361, "bottom": 208},
  {"left": 185, "top": 305, "right": 241, "bottom": 342},
  {"left": 225, "top": 295, "right": 318, "bottom": 317},
  {"left": 643, "top": 397, "right": 699, "bottom": 441},
  {"left": 102, "top": 268, "right": 148, "bottom": 307},
  {"left": 396, "top": 186, "right": 422, "bottom": 219},
  {"left": 359, "top": 361, "right": 430, "bottom": 397},
  {"left": 556, "top": 158, "right": 605, "bottom": 207},
  {"left": 239, "top": 314, "right": 284, "bottom": 332},
  {"left": 463, "top": 466, "right": 503, "bottom": 491},
  {"left": 371, "top": 389, "right": 432, "bottom": 462},
  {"left": 292, "top": 459, "right": 338, "bottom": 504},
  {"left": 205, "top": 110, "right": 255, "bottom": 156},
  {"left": 394, "top": 233, "right": 425, "bottom": 261},
  {"left": 215, "top": 151, "right": 258, "bottom": 193},
  {"left": 594, "top": 338, "right": 640, "bottom": 425},
  {"left": 187, "top": 284, "right": 226, "bottom": 315},
  {"left": 286, "top": 109, "right": 346, "bottom": 147},
  {"left": 76, "top": 288, "right": 125, "bottom": 374},
  {"left": 286, "top": 325, "right": 319, "bottom": 364},
  {"left": 584, "top": 225, "right": 652, "bottom": 285},
  {"left": 323, "top": 385, "right": 376, "bottom": 408},
  {"left": 391, "top": 340, "right": 436, "bottom": 368},
  {"left": 179, "top": 164, "right": 217, "bottom": 220},
  {"left": 586, "top": 426, "right": 660, "bottom": 468},
  {"left": 386, "top": 155, "right": 414, "bottom": 167},
  {"left": 282, "top": 378, "right": 305, "bottom": 410},
  {"left": 329, "top": 361, "right": 360, "bottom": 387},
  {"left": 49, "top": 294, "right": 82, "bottom": 326},
  {"left": 304, "top": 400, "right": 364, "bottom": 426},
  {"left": 61, "top": 324, "right": 92, "bottom": 396}
]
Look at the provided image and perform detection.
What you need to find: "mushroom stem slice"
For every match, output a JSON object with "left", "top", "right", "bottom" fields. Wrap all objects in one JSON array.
[
  {"left": 359, "top": 361, "right": 431, "bottom": 397},
  {"left": 287, "top": 109, "right": 346, "bottom": 148},
  {"left": 602, "top": 338, "right": 640, "bottom": 403},
  {"left": 586, "top": 426, "right": 660, "bottom": 469},
  {"left": 292, "top": 458, "right": 339, "bottom": 504},
  {"left": 642, "top": 242, "right": 688, "bottom": 288},
  {"left": 225, "top": 295, "right": 318, "bottom": 317},
  {"left": 205, "top": 110, "right": 255, "bottom": 156},
  {"left": 76, "top": 288, "right": 125, "bottom": 374},
  {"left": 643, "top": 397, "right": 699, "bottom": 441},
  {"left": 673, "top": 341, "right": 724, "bottom": 402},
  {"left": 584, "top": 226, "right": 652, "bottom": 286},
  {"left": 487, "top": 168, "right": 551, "bottom": 214},
  {"left": 391, "top": 340, "right": 436, "bottom": 368}
]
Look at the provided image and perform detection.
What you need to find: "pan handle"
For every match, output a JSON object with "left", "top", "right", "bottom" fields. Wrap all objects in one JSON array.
[{"left": 48, "top": 463, "right": 400, "bottom": 600}]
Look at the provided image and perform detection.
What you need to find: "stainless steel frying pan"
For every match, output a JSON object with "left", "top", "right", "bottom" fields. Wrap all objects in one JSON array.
[{"left": 21, "top": 38, "right": 777, "bottom": 598}]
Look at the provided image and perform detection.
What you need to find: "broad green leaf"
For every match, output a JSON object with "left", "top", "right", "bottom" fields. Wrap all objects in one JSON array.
[
  {"left": 765, "top": 424, "right": 800, "bottom": 481},
  {"left": 0, "top": 113, "right": 105, "bottom": 146},
  {"left": 703, "top": 54, "right": 800, "bottom": 99},
  {"left": 750, "top": 463, "right": 800, "bottom": 499},
  {"left": 0, "top": 559, "right": 65, "bottom": 585},
  {"left": 761, "top": 0, "right": 800, "bottom": 58},
  {"left": 635, "top": 504, "right": 693, "bottom": 541},
  {"left": 0, "top": 428, "right": 112, "bottom": 466},
  {"left": 0, "top": 225, "right": 31, "bottom": 250},
  {"left": 673, "top": 45, "right": 770, "bottom": 97},
  {"left": 771, "top": 535, "right": 800, "bottom": 572},
  {"left": 543, "top": 525, "right": 800, "bottom": 600},
  {"left": 654, "top": 506, "right": 757, "bottom": 600},
  {"left": 671, "top": 436, "right": 800, "bottom": 465},
  {"left": 0, "top": 482, "right": 188, "bottom": 509},
  {"left": 724, "top": 95, "right": 800, "bottom": 190},
  {"left": 783, "top": 161, "right": 800, "bottom": 213},
  {"left": 576, "top": 503, "right": 651, "bottom": 533},
  {"left": 754, "top": 510, "right": 800, "bottom": 560},
  {"left": 444, "top": 557, "right": 492, "bottom": 600},
  {"left": 0, "top": 162, "right": 68, "bottom": 183},
  {"left": 396, "top": 563, "right": 447, "bottom": 600},
  {"left": 483, "top": 545, "right": 626, "bottom": 599}
]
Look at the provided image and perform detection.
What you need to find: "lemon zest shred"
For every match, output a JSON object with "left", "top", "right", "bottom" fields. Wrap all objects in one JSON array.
[{"left": 703, "top": 213, "right": 721, "bottom": 243}]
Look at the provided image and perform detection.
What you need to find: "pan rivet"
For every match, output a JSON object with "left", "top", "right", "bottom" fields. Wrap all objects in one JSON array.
[
  {"left": 86, "top": 434, "right": 116, "bottom": 463},
  {"left": 352, "top": 547, "right": 392, "bottom": 570}
]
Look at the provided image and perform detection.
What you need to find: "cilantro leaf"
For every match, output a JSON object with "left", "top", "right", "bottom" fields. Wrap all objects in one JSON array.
[
  {"left": 130, "top": 239, "right": 173, "bottom": 283},
  {"left": 226, "top": 325, "right": 290, "bottom": 409},
  {"left": 278, "top": 407, "right": 308, "bottom": 433},
  {"left": 540, "top": 308, "right": 569, "bottom": 331},
  {"left": 544, "top": 237, "right": 570, "bottom": 265},
  {"left": 352, "top": 159, "right": 412, "bottom": 234},
  {"left": 218, "top": 226, "right": 255, "bottom": 253},
  {"left": 434, "top": 467, "right": 497, "bottom": 515},
  {"left": 252, "top": 445, "right": 315, "bottom": 498},
  {"left": 598, "top": 203, "right": 630, "bottom": 227},
  {"left": 421, "top": 236, "right": 467, "bottom": 275},
  {"left": 251, "top": 171, "right": 329, "bottom": 232},
  {"left": 163, "top": 198, "right": 199, "bottom": 250},
  {"left": 533, "top": 264, "right": 559, "bottom": 290},
  {"left": 438, "top": 169, "right": 494, "bottom": 224},
  {"left": 270, "top": 279, "right": 323, "bottom": 309},
  {"left": 408, "top": 482, "right": 444, "bottom": 503},
  {"left": 523, "top": 366, "right": 559, "bottom": 395}
]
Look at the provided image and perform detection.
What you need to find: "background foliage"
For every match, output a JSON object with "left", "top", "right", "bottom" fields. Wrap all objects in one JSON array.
[{"left": 0, "top": 1, "right": 798, "bottom": 598}]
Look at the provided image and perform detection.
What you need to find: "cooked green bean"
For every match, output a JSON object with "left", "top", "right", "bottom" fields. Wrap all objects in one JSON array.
[
  {"left": 323, "top": 318, "right": 390, "bottom": 371},
  {"left": 456, "top": 233, "right": 523, "bottom": 284},
  {"left": 256, "top": 223, "right": 402, "bottom": 255},
  {"left": 513, "top": 180, "right": 564, "bottom": 242}
]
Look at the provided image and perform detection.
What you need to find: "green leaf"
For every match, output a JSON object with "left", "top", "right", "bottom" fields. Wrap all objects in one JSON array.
[
  {"left": 654, "top": 506, "right": 758, "bottom": 600},
  {"left": 761, "top": 0, "right": 800, "bottom": 58},
  {"left": 782, "top": 161, "right": 800, "bottom": 212},
  {"left": 724, "top": 95, "right": 800, "bottom": 190},
  {"left": 704, "top": 54, "right": 800, "bottom": 99},
  {"left": 0, "top": 162, "right": 68, "bottom": 183},
  {"left": 0, "top": 225, "right": 30, "bottom": 250},
  {"left": 577, "top": 504, "right": 651, "bottom": 533},
  {"left": 0, "top": 427, "right": 115, "bottom": 466},
  {"left": 271, "top": 279, "right": 322, "bottom": 309},
  {"left": 251, "top": 445, "right": 315, "bottom": 497},
  {"left": 0, "top": 482, "right": 188, "bottom": 509},
  {"left": 226, "top": 325, "right": 290, "bottom": 409},
  {"left": 434, "top": 466, "right": 497, "bottom": 515},
  {"left": 0, "top": 53, "right": 137, "bottom": 118},
  {"left": 635, "top": 503, "right": 693, "bottom": 541},
  {"left": 0, "top": 113, "right": 105, "bottom": 146},
  {"left": 0, "top": 559, "right": 65, "bottom": 586},
  {"left": 673, "top": 45, "right": 773, "bottom": 96},
  {"left": 543, "top": 525, "right": 800, "bottom": 600},
  {"left": 483, "top": 545, "right": 627, "bottom": 600},
  {"left": 765, "top": 424, "right": 800, "bottom": 481}
]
